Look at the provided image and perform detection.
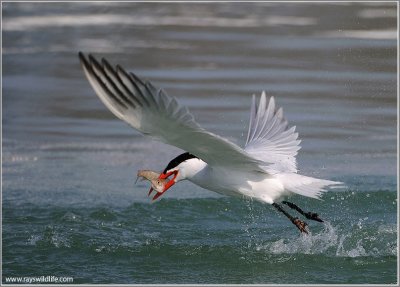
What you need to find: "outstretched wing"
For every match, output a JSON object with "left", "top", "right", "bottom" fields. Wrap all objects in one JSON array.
[
  {"left": 79, "top": 52, "right": 266, "bottom": 173},
  {"left": 244, "top": 92, "right": 301, "bottom": 174}
]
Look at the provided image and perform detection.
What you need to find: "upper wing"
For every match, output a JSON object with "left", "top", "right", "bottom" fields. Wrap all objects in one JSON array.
[
  {"left": 244, "top": 92, "right": 301, "bottom": 174},
  {"left": 79, "top": 52, "right": 266, "bottom": 173}
]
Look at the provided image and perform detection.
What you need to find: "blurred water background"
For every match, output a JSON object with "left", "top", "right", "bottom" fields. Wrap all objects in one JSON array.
[{"left": 2, "top": 2, "right": 398, "bottom": 284}]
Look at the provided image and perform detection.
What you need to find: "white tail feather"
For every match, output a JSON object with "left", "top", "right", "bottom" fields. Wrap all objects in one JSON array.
[{"left": 277, "top": 173, "right": 344, "bottom": 199}]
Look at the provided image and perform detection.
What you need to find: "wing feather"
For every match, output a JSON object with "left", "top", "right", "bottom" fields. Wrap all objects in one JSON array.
[
  {"left": 79, "top": 52, "right": 266, "bottom": 173},
  {"left": 244, "top": 93, "right": 301, "bottom": 174},
  {"left": 245, "top": 94, "right": 257, "bottom": 144}
]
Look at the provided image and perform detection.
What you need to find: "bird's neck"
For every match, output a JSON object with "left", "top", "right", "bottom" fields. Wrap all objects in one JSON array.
[{"left": 179, "top": 158, "right": 207, "bottom": 180}]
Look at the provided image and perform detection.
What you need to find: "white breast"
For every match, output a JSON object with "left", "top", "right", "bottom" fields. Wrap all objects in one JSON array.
[{"left": 187, "top": 160, "right": 286, "bottom": 203}]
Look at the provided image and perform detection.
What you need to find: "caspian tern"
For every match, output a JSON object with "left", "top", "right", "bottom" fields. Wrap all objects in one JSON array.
[{"left": 79, "top": 52, "right": 342, "bottom": 234}]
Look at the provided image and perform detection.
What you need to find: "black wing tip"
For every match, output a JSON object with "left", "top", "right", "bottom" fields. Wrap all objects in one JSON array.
[
  {"left": 116, "top": 64, "right": 130, "bottom": 78},
  {"left": 79, "top": 52, "right": 110, "bottom": 69},
  {"left": 88, "top": 54, "right": 103, "bottom": 71},
  {"left": 80, "top": 53, "right": 117, "bottom": 76},
  {"left": 78, "top": 51, "right": 88, "bottom": 66},
  {"left": 79, "top": 52, "right": 148, "bottom": 109},
  {"left": 87, "top": 53, "right": 97, "bottom": 63},
  {"left": 78, "top": 52, "right": 98, "bottom": 71},
  {"left": 78, "top": 51, "right": 95, "bottom": 62},
  {"left": 129, "top": 71, "right": 145, "bottom": 85},
  {"left": 116, "top": 64, "right": 126, "bottom": 73},
  {"left": 101, "top": 57, "right": 115, "bottom": 73}
]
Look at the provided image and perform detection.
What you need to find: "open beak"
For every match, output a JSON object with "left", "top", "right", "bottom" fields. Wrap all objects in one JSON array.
[{"left": 149, "top": 170, "right": 178, "bottom": 201}]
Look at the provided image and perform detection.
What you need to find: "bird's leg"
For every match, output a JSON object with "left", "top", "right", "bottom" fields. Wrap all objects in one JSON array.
[
  {"left": 272, "top": 203, "right": 309, "bottom": 234},
  {"left": 282, "top": 201, "right": 323, "bottom": 222}
]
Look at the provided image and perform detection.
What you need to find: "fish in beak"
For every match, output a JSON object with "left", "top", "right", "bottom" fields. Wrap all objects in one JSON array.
[
  {"left": 136, "top": 169, "right": 178, "bottom": 201},
  {"left": 151, "top": 170, "right": 179, "bottom": 201}
]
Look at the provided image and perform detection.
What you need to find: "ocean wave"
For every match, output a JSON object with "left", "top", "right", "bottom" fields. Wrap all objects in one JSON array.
[
  {"left": 20, "top": 198, "right": 396, "bottom": 261},
  {"left": 3, "top": 14, "right": 317, "bottom": 31},
  {"left": 358, "top": 8, "right": 398, "bottom": 19},
  {"left": 318, "top": 29, "right": 397, "bottom": 40}
]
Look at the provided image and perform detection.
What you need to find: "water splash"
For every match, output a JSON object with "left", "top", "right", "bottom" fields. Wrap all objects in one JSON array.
[
  {"left": 262, "top": 222, "right": 338, "bottom": 255},
  {"left": 27, "top": 225, "right": 71, "bottom": 249},
  {"left": 256, "top": 221, "right": 397, "bottom": 258}
]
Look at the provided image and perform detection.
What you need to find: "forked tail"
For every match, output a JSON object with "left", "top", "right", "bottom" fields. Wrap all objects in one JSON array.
[{"left": 277, "top": 173, "right": 344, "bottom": 199}]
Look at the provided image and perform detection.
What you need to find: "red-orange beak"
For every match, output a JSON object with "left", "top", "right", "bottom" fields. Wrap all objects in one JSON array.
[{"left": 148, "top": 170, "right": 178, "bottom": 201}]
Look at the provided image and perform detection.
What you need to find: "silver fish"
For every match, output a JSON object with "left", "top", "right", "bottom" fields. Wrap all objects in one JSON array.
[{"left": 136, "top": 170, "right": 167, "bottom": 193}]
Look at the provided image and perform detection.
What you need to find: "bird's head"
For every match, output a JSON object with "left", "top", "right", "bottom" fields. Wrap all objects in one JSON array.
[{"left": 149, "top": 152, "right": 202, "bottom": 200}]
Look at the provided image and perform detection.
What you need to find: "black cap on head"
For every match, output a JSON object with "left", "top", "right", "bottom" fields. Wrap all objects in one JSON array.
[{"left": 163, "top": 152, "right": 197, "bottom": 174}]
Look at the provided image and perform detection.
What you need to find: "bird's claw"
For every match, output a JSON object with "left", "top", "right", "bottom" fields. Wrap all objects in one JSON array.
[
  {"left": 305, "top": 212, "right": 323, "bottom": 222},
  {"left": 293, "top": 218, "right": 309, "bottom": 234}
]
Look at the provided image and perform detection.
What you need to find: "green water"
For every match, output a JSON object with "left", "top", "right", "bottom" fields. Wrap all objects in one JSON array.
[{"left": 3, "top": 186, "right": 397, "bottom": 284}]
